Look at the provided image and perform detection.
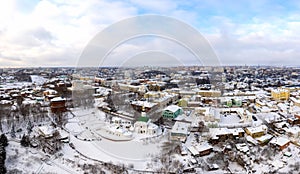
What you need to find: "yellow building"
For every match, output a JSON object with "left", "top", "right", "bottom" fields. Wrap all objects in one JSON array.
[
  {"left": 196, "top": 90, "right": 221, "bottom": 97},
  {"left": 244, "top": 125, "right": 268, "bottom": 138},
  {"left": 178, "top": 98, "right": 188, "bottom": 107},
  {"left": 144, "top": 91, "right": 165, "bottom": 98},
  {"left": 271, "top": 88, "right": 290, "bottom": 100}
]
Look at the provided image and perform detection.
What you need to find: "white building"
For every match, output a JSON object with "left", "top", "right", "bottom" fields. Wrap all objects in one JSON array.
[
  {"left": 134, "top": 110, "right": 159, "bottom": 135},
  {"left": 170, "top": 121, "right": 191, "bottom": 142}
]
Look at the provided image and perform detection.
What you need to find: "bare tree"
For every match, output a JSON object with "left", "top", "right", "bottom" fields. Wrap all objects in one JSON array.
[
  {"left": 20, "top": 103, "right": 30, "bottom": 121},
  {"left": 53, "top": 111, "right": 68, "bottom": 127},
  {"left": 10, "top": 122, "right": 16, "bottom": 138},
  {"left": 161, "top": 141, "right": 181, "bottom": 155},
  {"left": 0, "top": 107, "right": 3, "bottom": 133},
  {"left": 159, "top": 141, "right": 182, "bottom": 172},
  {"left": 198, "top": 120, "right": 205, "bottom": 133},
  {"left": 31, "top": 103, "right": 41, "bottom": 123},
  {"left": 0, "top": 104, "right": 11, "bottom": 133}
]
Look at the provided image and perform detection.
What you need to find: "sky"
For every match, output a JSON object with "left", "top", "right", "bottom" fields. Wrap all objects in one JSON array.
[{"left": 0, "top": 0, "right": 300, "bottom": 67}]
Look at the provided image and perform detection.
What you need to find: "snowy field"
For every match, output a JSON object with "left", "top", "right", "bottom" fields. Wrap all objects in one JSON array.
[
  {"left": 6, "top": 140, "right": 115, "bottom": 173},
  {"left": 68, "top": 108, "right": 168, "bottom": 171},
  {"left": 6, "top": 141, "right": 44, "bottom": 173},
  {"left": 220, "top": 114, "right": 241, "bottom": 124}
]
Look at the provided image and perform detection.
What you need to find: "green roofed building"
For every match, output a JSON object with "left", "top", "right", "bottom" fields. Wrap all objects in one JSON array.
[
  {"left": 162, "top": 105, "right": 183, "bottom": 119},
  {"left": 137, "top": 115, "right": 150, "bottom": 122}
]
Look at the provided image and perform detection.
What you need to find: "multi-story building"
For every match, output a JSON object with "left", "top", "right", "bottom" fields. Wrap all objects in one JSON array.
[
  {"left": 244, "top": 125, "right": 268, "bottom": 138},
  {"left": 162, "top": 105, "right": 183, "bottom": 119},
  {"left": 50, "top": 97, "right": 66, "bottom": 113},
  {"left": 196, "top": 90, "right": 221, "bottom": 97},
  {"left": 271, "top": 88, "right": 290, "bottom": 100}
]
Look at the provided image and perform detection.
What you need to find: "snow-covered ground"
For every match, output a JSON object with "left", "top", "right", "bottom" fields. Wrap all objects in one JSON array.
[
  {"left": 67, "top": 108, "right": 168, "bottom": 171},
  {"left": 6, "top": 141, "right": 44, "bottom": 173},
  {"left": 6, "top": 140, "right": 114, "bottom": 174},
  {"left": 220, "top": 114, "right": 241, "bottom": 124},
  {"left": 71, "top": 134, "right": 165, "bottom": 170}
]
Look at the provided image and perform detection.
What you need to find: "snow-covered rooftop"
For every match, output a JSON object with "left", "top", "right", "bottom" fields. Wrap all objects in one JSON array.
[
  {"left": 171, "top": 121, "right": 190, "bottom": 135},
  {"left": 270, "top": 137, "right": 290, "bottom": 147},
  {"left": 245, "top": 125, "right": 268, "bottom": 134},
  {"left": 50, "top": 97, "right": 66, "bottom": 102},
  {"left": 130, "top": 100, "right": 157, "bottom": 108},
  {"left": 164, "top": 105, "right": 182, "bottom": 113},
  {"left": 235, "top": 143, "right": 249, "bottom": 153},
  {"left": 256, "top": 134, "right": 273, "bottom": 142},
  {"left": 37, "top": 125, "right": 56, "bottom": 137},
  {"left": 195, "top": 143, "right": 213, "bottom": 152}
]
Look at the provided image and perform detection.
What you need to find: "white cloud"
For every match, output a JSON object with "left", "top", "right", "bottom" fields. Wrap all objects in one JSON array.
[
  {"left": 0, "top": 0, "right": 138, "bottom": 67},
  {"left": 0, "top": 0, "right": 300, "bottom": 67},
  {"left": 206, "top": 16, "right": 300, "bottom": 65},
  {"left": 104, "top": 36, "right": 200, "bottom": 67},
  {"left": 0, "top": 1, "right": 15, "bottom": 30},
  {"left": 130, "top": 0, "right": 177, "bottom": 13}
]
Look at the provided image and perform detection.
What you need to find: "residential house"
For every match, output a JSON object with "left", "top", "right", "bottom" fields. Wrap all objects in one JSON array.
[
  {"left": 244, "top": 125, "right": 268, "bottom": 138},
  {"left": 195, "top": 144, "right": 213, "bottom": 156},
  {"left": 187, "top": 145, "right": 199, "bottom": 157},
  {"left": 170, "top": 121, "right": 191, "bottom": 142},
  {"left": 256, "top": 134, "right": 273, "bottom": 145},
  {"left": 178, "top": 98, "right": 188, "bottom": 107},
  {"left": 270, "top": 137, "right": 290, "bottom": 150},
  {"left": 209, "top": 128, "right": 234, "bottom": 143},
  {"left": 284, "top": 127, "right": 300, "bottom": 139}
]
